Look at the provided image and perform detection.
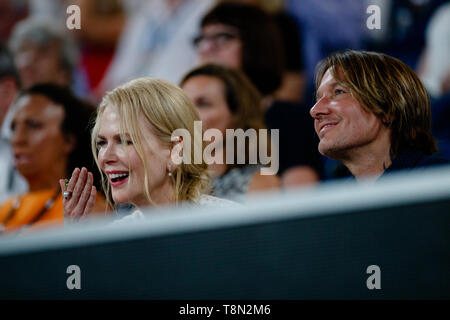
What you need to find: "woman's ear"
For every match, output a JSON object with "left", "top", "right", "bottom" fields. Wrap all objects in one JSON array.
[
  {"left": 63, "top": 133, "right": 77, "bottom": 155},
  {"left": 170, "top": 135, "right": 184, "bottom": 166}
]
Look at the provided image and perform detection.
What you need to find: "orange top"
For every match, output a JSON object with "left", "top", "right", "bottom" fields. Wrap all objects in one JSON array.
[{"left": 0, "top": 189, "right": 109, "bottom": 234}]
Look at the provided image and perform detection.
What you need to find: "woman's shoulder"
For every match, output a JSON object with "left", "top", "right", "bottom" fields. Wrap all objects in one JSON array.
[
  {"left": 196, "top": 194, "right": 241, "bottom": 207},
  {"left": 110, "top": 209, "right": 145, "bottom": 224},
  {"left": 112, "top": 195, "right": 240, "bottom": 224}
]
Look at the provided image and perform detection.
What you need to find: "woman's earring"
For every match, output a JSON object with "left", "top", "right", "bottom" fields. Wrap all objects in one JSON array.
[{"left": 168, "top": 163, "right": 172, "bottom": 177}]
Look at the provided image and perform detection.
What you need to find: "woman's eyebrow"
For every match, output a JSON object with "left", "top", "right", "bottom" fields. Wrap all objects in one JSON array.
[
  {"left": 115, "top": 133, "right": 132, "bottom": 140},
  {"left": 97, "top": 132, "right": 132, "bottom": 140}
]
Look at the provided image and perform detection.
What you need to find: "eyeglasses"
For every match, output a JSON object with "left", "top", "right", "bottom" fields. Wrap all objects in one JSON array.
[{"left": 192, "top": 32, "right": 239, "bottom": 49}]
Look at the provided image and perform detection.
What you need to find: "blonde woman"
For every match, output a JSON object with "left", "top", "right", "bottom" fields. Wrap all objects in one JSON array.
[{"left": 60, "top": 78, "right": 235, "bottom": 222}]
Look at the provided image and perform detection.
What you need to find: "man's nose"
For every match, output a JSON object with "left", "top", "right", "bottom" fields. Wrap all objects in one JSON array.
[{"left": 310, "top": 97, "right": 330, "bottom": 119}]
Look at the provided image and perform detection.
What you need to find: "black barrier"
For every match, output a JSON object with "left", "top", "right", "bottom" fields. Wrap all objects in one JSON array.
[{"left": 0, "top": 167, "right": 450, "bottom": 299}]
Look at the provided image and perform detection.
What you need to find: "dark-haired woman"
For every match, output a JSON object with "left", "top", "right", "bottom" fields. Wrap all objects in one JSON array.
[
  {"left": 194, "top": 2, "right": 323, "bottom": 187},
  {"left": 0, "top": 84, "right": 108, "bottom": 234},
  {"left": 181, "top": 64, "right": 280, "bottom": 202}
]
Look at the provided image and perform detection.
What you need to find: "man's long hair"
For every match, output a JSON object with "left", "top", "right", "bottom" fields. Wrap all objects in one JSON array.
[{"left": 315, "top": 50, "right": 437, "bottom": 157}]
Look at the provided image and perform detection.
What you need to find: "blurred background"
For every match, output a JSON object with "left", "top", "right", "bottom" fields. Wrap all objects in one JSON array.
[
  {"left": 0, "top": 0, "right": 449, "bottom": 195},
  {"left": 0, "top": 1, "right": 449, "bottom": 298},
  {"left": 1, "top": 0, "right": 448, "bottom": 103}
]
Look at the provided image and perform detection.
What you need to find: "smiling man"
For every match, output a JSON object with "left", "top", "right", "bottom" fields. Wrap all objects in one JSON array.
[{"left": 310, "top": 50, "right": 449, "bottom": 180}]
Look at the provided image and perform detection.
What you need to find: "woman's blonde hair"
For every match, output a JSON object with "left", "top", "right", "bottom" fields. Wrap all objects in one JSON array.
[{"left": 91, "top": 78, "right": 210, "bottom": 209}]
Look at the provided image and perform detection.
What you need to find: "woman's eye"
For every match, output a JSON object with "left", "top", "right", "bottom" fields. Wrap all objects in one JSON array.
[
  {"left": 26, "top": 120, "right": 42, "bottom": 129},
  {"left": 334, "top": 89, "right": 345, "bottom": 96},
  {"left": 118, "top": 139, "right": 133, "bottom": 146},
  {"left": 195, "top": 99, "right": 211, "bottom": 108},
  {"left": 96, "top": 140, "right": 106, "bottom": 148}
]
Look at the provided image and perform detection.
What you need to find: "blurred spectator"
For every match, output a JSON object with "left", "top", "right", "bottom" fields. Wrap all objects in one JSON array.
[
  {"left": 418, "top": 2, "right": 450, "bottom": 98},
  {"left": 0, "top": 44, "right": 19, "bottom": 130},
  {"left": 181, "top": 64, "right": 280, "bottom": 202},
  {"left": 365, "top": 0, "right": 446, "bottom": 70},
  {"left": 0, "top": 0, "right": 28, "bottom": 43},
  {"left": 0, "top": 43, "right": 27, "bottom": 203},
  {"left": 195, "top": 2, "right": 322, "bottom": 187},
  {"left": 26, "top": 0, "right": 125, "bottom": 97},
  {"left": 272, "top": 10, "right": 306, "bottom": 104},
  {"left": 197, "top": 2, "right": 283, "bottom": 97},
  {"left": 8, "top": 18, "right": 80, "bottom": 92},
  {"left": 286, "top": 0, "right": 366, "bottom": 83},
  {"left": 74, "top": 0, "right": 125, "bottom": 93},
  {"left": 0, "top": 84, "right": 108, "bottom": 234},
  {"left": 414, "top": 3, "right": 450, "bottom": 162},
  {"left": 99, "top": 0, "right": 214, "bottom": 96},
  {"left": 431, "top": 94, "right": 450, "bottom": 159},
  {"left": 222, "top": 0, "right": 306, "bottom": 104}
]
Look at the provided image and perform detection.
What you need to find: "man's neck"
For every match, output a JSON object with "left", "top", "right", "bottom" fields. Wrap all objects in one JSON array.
[{"left": 340, "top": 135, "right": 392, "bottom": 181}]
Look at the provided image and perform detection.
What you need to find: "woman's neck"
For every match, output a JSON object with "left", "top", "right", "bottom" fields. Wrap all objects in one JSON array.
[
  {"left": 133, "top": 178, "right": 175, "bottom": 208},
  {"left": 25, "top": 164, "right": 68, "bottom": 192},
  {"left": 26, "top": 177, "right": 60, "bottom": 192},
  {"left": 208, "top": 162, "right": 228, "bottom": 179}
]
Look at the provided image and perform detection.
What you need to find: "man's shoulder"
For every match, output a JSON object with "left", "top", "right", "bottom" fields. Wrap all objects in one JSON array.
[
  {"left": 387, "top": 151, "right": 450, "bottom": 173},
  {"left": 416, "top": 152, "right": 450, "bottom": 167}
]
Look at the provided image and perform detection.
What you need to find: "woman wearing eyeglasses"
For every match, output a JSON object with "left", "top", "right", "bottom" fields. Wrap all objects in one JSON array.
[{"left": 193, "top": 2, "right": 323, "bottom": 188}]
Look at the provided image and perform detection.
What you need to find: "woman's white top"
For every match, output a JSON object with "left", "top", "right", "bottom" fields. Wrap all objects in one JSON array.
[{"left": 113, "top": 194, "right": 239, "bottom": 223}]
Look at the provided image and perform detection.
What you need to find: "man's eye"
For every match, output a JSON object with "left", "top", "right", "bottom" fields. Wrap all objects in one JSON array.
[{"left": 334, "top": 89, "right": 345, "bottom": 96}]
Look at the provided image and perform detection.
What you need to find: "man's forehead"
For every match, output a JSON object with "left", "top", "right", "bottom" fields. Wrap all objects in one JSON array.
[
  {"left": 317, "top": 68, "right": 341, "bottom": 93},
  {"left": 321, "top": 67, "right": 346, "bottom": 85}
]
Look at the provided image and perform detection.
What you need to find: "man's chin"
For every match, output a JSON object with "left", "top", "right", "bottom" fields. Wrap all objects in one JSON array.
[
  {"left": 318, "top": 141, "right": 333, "bottom": 157},
  {"left": 319, "top": 142, "right": 347, "bottom": 160}
]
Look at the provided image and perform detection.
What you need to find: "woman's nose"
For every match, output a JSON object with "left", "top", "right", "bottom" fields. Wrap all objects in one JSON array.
[
  {"left": 11, "top": 124, "right": 27, "bottom": 146},
  {"left": 99, "top": 142, "right": 118, "bottom": 165}
]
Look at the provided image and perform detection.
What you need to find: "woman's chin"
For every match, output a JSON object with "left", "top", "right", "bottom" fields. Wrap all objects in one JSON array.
[{"left": 111, "top": 193, "right": 128, "bottom": 205}]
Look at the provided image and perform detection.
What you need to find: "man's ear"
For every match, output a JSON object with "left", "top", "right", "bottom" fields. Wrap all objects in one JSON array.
[
  {"left": 63, "top": 133, "right": 77, "bottom": 155},
  {"left": 381, "top": 114, "right": 392, "bottom": 126}
]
